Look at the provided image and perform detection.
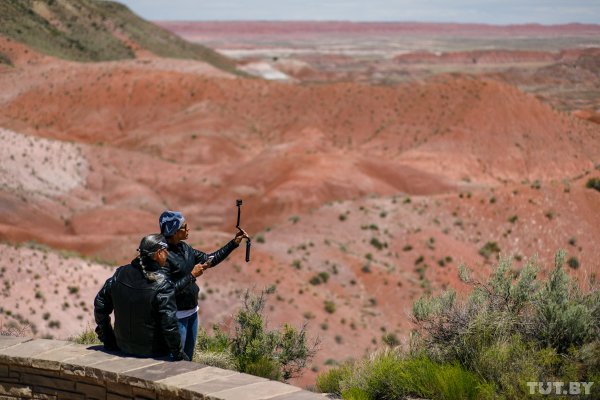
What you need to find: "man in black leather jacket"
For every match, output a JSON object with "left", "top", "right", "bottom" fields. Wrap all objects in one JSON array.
[
  {"left": 159, "top": 210, "right": 248, "bottom": 360},
  {"left": 94, "top": 234, "right": 188, "bottom": 361}
]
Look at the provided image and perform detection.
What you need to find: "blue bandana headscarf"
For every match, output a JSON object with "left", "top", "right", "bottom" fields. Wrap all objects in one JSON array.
[{"left": 159, "top": 210, "right": 186, "bottom": 237}]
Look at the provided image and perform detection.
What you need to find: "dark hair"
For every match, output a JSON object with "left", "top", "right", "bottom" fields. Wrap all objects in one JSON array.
[{"left": 137, "top": 234, "right": 168, "bottom": 282}]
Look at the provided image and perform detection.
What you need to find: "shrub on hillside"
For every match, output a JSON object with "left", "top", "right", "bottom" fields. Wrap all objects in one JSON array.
[
  {"left": 317, "top": 250, "right": 600, "bottom": 399},
  {"left": 0, "top": 319, "right": 31, "bottom": 337},
  {"left": 316, "top": 349, "right": 494, "bottom": 400},
  {"left": 0, "top": 52, "right": 13, "bottom": 67},
  {"left": 411, "top": 250, "right": 599, "bottom": 397},
  {"left": 585, "top": 177, "right": 600, "bottom": 192},
  {"left": 478, "top": 241, "right": 501, "bottom": 259},
  {"left": 195, "top": 290, "right": 318, "bottom": 381},
  {"left": 69, "top": 325, "right": 101, "bottom": 345},
  {"left": 324, "top": 300, "right": 337, "bottom": 314}
]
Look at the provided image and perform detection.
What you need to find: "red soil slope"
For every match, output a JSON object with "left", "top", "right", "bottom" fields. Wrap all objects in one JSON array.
[{"left": 1, "top": 35, "right": 599, "bottom": 387}]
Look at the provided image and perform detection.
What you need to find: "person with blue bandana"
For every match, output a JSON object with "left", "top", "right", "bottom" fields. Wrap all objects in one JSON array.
[{"left": 158, "top": 210, "right": 248, "bottom": 360}]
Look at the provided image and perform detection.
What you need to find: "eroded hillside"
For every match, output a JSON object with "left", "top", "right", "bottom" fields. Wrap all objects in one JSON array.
[
  {"left": 0, "top": 0, "right": 239, "bottom": 73},
  {"left": 1, "top": 12, "right": 599, "bottom": 387}
]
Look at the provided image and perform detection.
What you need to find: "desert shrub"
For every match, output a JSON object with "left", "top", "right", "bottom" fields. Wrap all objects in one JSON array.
[
  {"left": 567, "top": 256, "right": 580, "bottom": 269},
  {"left": 532, "top": 254, "right": 595, "bottom": 353},
  {"left": 194, "top": 350, "right": 237, "bottom": 370},
  {"left": 585, "top": 177, "right": 600, "bottom": 192},
  {"left": 317, "top": 349, "right": 493, "bottom": 400},
  {"left": 0, "top": 319, "right": 31, "bottom": 337},
  {"left": 316, "top": 362, "right": 353, "bottom": 395},
  {"left": 0, "top": 52, "right": 13, "bottom": 66},
  {"left": 369, "top": 237, "right": 385, "bottom": 250},
  {"left": 48, "top": 320, "right": 61, "bottom": 329},
  {"left": 195, "top": 290, "right": 318, "bottom": 381},
  {"left": 196, "top": 324, "right": 231, "bottom": 353},
  {"left": 478, "top": 241, "right": 501, "bottom": 259},
  {"left": 309, "top": 272, "right": 330, "bottom": 285},
  {"left": 381, "top": 333, "right": 400, "bottom": 347},
  {"left": 68, "top": 285, "right": 79, "bottom": 294},
  {"left": 324, "top": 300, "right": 336, "bottom": 314},
  {"left": 69, "top": 325, "right": 101, "bottom": 345},
  {"left": 318, "top": 271, "right": 330, "bottom": 283},
  {"left": 317, "top": 250, "right": 599, "bottom": 399},
  {"left": 411, "top": 250, "right": 600, "bottom": 398},
  {"left": 303, "top": 311, "right": 315, "bottom": 319}
]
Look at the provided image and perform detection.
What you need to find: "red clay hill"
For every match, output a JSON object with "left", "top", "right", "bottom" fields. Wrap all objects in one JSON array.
[{"left": 1, "top": 12, "right": 600, "bottom": 387}]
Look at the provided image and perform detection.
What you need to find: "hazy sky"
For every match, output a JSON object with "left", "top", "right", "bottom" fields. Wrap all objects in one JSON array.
[{"left": 115, "top": 0, "right": 600, "bottom": 24}]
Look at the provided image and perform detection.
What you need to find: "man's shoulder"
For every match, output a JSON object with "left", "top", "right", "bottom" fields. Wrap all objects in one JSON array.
[{"left": 114, "top": 263, "right": 132, "bottom": 277}]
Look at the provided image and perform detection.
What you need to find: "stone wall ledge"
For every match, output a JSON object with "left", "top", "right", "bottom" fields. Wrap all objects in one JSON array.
[{"left": 0, "top": 336, "right": 325, "bottom": 400}]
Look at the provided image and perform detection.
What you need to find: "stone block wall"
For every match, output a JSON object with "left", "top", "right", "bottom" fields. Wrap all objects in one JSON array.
[{"left": 0, "top": 336, "right": 324, "bottom": 400}]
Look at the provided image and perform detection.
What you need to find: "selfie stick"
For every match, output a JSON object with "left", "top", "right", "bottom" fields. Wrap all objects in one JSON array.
[{"left": 236, "top": 199, "right": 250, "bottom": 262}]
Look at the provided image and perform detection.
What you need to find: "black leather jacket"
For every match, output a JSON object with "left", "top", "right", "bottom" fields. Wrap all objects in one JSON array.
[
  {"left": 164, "top": 240, "right": 238, "bottom": 311},
  {"left": 94, "top": 258, "right": 185, "bottom": 359}
]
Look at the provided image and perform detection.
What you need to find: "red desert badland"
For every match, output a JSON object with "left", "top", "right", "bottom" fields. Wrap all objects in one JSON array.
[{"left": 1, "top": 3, "right": 599, "bottom": 387}]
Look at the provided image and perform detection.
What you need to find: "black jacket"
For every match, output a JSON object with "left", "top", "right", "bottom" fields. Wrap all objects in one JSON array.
[
  {"left": 164, "top": 240, "right": 238, "bottom": 311},
  {"left": 94, "top": 258, "right": 185, "bottom": 359}
]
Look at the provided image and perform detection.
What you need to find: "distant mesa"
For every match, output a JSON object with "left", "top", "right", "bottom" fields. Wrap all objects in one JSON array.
[{"left": 394, "top": 49, "right": 559, "bottom": 65}]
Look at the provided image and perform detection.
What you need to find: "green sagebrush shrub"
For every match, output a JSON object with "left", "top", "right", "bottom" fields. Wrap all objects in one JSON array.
[
  {"left": 411, "top": 250, "right": 599, "bottom": 398},
  {"left": 69, "top": 324, "right": 101, "bottom": 345},
  {"left": 317, "top": 250, "right": 599, "bottom": 399},
  {"left": 194, "top": 290, "right": 318, "bottom": 381},
  {"left": 316, "top": 349, "right": 494, "bottom": 400}
]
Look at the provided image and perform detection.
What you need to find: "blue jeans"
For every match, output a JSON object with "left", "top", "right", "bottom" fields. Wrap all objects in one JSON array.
[{"left": 177, "top": 311, "right": 198, "bottom": 360}]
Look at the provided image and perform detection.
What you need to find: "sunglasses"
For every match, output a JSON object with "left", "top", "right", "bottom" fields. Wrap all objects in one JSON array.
[
  {"left": 178, "top": 224, "right": 189, "bottom": 232},
  {"left": 157, "top": 247, "right": 168, "bottom": 254}
]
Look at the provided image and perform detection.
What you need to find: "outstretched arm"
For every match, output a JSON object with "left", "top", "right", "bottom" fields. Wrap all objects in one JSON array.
[{"left": 194, "top": 229, "right": 248, "bottom": 268}]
